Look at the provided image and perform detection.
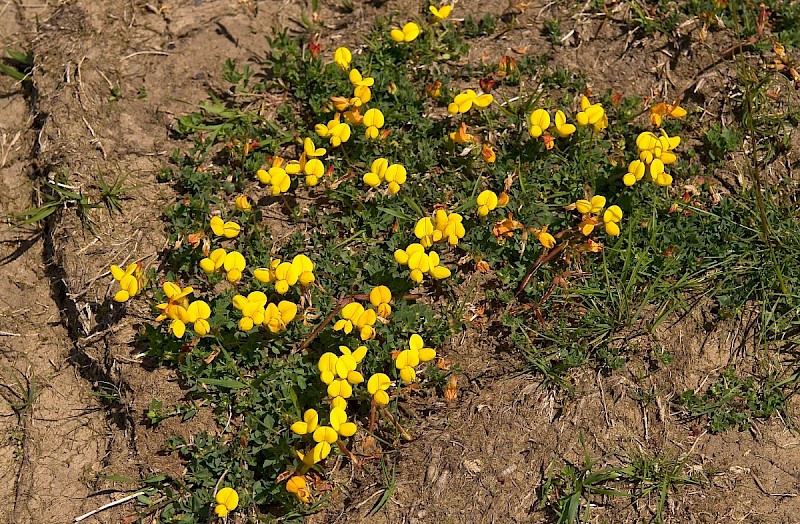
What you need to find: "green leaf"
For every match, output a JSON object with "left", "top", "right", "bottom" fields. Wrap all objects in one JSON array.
[{"left": 198, "top": 377, "right": 249, "bottom": 389}]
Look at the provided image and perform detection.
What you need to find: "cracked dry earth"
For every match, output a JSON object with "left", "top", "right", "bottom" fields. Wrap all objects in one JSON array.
[
  {"left": 0, "top": 1, "right": 280, "bottom": 522},
  {"left": 2, "top": 0, "right": 800, "bottom": 523}
]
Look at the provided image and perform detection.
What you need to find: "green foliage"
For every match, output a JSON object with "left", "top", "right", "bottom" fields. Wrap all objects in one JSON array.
[
  {"left": 679, "top": 368, "right": 790, "bottom": 432},
  {"left": 0, "top": 49, "right": 33, "bottom": 83}
]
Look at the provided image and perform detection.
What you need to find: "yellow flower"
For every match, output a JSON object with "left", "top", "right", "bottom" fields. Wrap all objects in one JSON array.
[
  {"left": 476, "top": 190, "right": 498, "bottom": 217},
  {"left": 330, "top": 406, "right": 357, "bottom": 437},
  {"left": 623, "top": 159, "right": 646, "bottom": 187},
  {"left": 155, "top": 282, "right": 194, "bottom": 338},
  {"left": 575, "top": 195, "right": 606, "bottom": 215},
  {"left": 363, "top": 157, "right": 389, "bottom": 188},
  {"left": 429, "top": 3, "right": 452, "bottom": 20},
  {"left": 303, "top": 137, "right": 326, "bottom": 158},
  {"left": 291, "top": 408, "right": 319, "bottom": 435},
  {"left": 384, "top": 163, "right": 407, "bottom": 195},
  {"left": 552, "top": 110, "right": 576, "bottom": 138},
  {"left": 235, "top": 194, "right": 252, "bottom": 211},
  {"left": 110, "top": 262, "right": 141, "bottom": 302},
  {"left": 293, "top": 254, "right": 316, "bottom": 285},
  {"left": 253, "top": 258, "right": 280, "bottom": 284},
  {"left": 603, "top": 205, "right": 623, "bottom": 236},
  {"left": 333, "top": 305, "right": 377, "bottom": 340},
  {"left": 214, "top": 487, "right": 239, "bottom": 518},
  {"left": 363, "top": 108, "right": 385, "bottom": 139},
  {"left": 232, "top": 291, "right": 267, "bottom": 331},
  {"left": 209, "top": 216, "right": 241, "bottom": 238},
  {"left": 575, "top": 96, "right": 608, "bottom": 132},
  {"left": 348, "top": 68, "right": 374, "bottom": 87},
  {"left": 447, "top": 89, "right": 493, "bottom": 114},
  {"left": 533, "top": 225, "right": 556, "bottom": 248},
  {"left": 394, "top": 334, "right": 437, "bottom": 383},
  {"left": 333, "top": 46, "right": 352, "bottom": 70},
  {"left": 304, "top": 158, "right": 324, "bottom": 186},
  {"left": 434, "top": 209, "right": 465, "bottom": 245},
  {"left": 367, "top": 373, "right": 391, "bottom": 405},
  {"left": 414, "top": 216, "right": 443, "bottom": 248},
  {"left": 186, "top": 300, "right": 212, "bottom": 336},
  {"left": 257, "top": 166, "right": 291, "bottom": 195},
  {"left": 390, "top": 22, "right": 420, "bottom": 43},
  {"left": 264, "top": 301, "right": 297, "bottom": 333},
  {"left": 286, "top": 476, "right": 311, "bottom": 503},
  {"left": 369, "top": 285, "right": 392, "bottom": 318},
  {"left": 329, "top": 122, "right": 351, "bottom": 147},
  {"left": 350, "top": 85, "right": 371, "bottom": 107},
  {"left": 223, "top": 251, "right": 246, "bottom": 283},
  {"left": 529, "top": 109, "right": 550, "bottom": 138}
]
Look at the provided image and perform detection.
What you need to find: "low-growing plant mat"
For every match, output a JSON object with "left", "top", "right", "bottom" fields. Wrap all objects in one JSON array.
[{"left": 2, "top": 0, "right": 800, "bottom": 523}]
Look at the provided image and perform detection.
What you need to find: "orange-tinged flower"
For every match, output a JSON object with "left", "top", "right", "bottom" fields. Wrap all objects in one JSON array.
[
  {"left": 426, "top": 81, "right": 442, "bottom": 98},
  {"left": 533, "top": 225, "right": 556, "bottom": 248},
  {"left": 650, "top": 100, "right": 687, "bottom": 127},
  {"left": 481, "top": 143, "right": 496, "bottom": 163},
  {"left": 287, "top": 476, "right": 311, "bottom": 503},
  {"left": 234, "top": 195, "right": 252, "bottom": 212},
  {"left": 449, "top": 121, "right": 474, "bottom": 143},
  {"left": 492, "top": 214, "right": 522, "bottom": 239},
  {"left": 542, "top": 132, "right": 555, "bottom": 150},
  {"left": 331, "top": 96, "right": 351, "bottom": 111}
]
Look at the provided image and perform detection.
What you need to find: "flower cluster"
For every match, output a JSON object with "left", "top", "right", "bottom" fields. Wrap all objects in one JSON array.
[
  {"left": 254, "top": 255, "right": 315, "bottom": 294},
  {"left": 291, "top": 406, "right": 357, "bottom": 465},
  {"left": 573, "top": 195, "right": 624, "bottom": 237},
  {"left": 334, "top": 302, "right": 379, "bottom": 340},
  {"left": 529, "top": 109, "right": 576, "bottom": 142},
  {"left": 414, "top": 209, "right": 466, "bottom": 247},
  {"left": 476, "top": 190, "right": 508, "bottom": 217},
  {"left": 394, "top": 243, "right": 451, "bottom": 283},
  {"left": 231, "top": 291, "right": 298, "bottom": 333},
  {"left": 362, "top": 158, "right": 408, "bottom": 194},
  {"left": 210, "top": 216, "right": 240, "bottom": 238},
  {"left": 257, "top": 158, "right": 293, "bottom": 196},
  {"left": 624, "top": 130, "right": 681, "bottom": 187},
  {"left": 394, "top": 334, "right": 436, "bottom": 383},
  {"left": 199, "top": 248, "right": 246, "bottom": 283},
  {"left": 448, "top": 89, "right": 493, "bottom": 115},
  {"left": 575, "top": 95, "right": 608, "bottom": 133},
  {"left": 318, "top": 345, "right": 367, "bottom": 401},
  {"left": 111, "top": 262, "right": 141, "bottom": 302},
  {"left": 155, "top": 282, "right": 211, "bottom": 338}
]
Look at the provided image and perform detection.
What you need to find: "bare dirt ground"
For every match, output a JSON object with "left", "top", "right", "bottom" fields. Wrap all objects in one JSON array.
[{"left": 2, "top": 0, "right": 799, "bottom": 523}]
